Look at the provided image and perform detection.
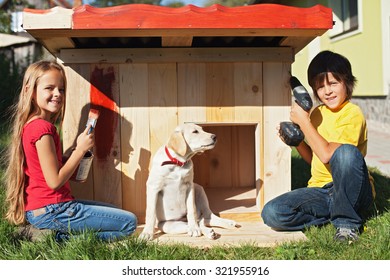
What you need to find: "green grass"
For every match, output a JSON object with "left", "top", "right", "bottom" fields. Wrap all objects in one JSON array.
[{"left": 0, "top": 124, "right": 389, "bottom": 260}]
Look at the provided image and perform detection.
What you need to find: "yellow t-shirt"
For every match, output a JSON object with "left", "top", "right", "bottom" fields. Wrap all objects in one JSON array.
[{"left": 308, "top": 101, "right": 375, "bottom": 197}]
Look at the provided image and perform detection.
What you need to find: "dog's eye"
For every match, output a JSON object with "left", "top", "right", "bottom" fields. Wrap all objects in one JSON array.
[{"left": 192, "top": 130, "right": 199, "bottom": 134}]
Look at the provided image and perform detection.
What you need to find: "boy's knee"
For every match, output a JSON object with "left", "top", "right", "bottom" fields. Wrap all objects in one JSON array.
[
  {"left": 261, "top": 202, "right": 279, "bottom": 227},
  {"left": 330, "top": 144, "right": 362, "bottom": 167}
]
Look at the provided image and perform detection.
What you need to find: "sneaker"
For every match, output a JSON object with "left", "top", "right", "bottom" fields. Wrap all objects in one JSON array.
[
  {"left": 16, "top": 224, "right": 52, "bottom": 242},
  {"left": 334, "top": 227, "right": 359, "bottom": 242}
]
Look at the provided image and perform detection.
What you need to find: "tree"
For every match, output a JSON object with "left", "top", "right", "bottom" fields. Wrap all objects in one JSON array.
[
  {"left": 0, "top": 11, "right": 12, "bottom": 34},
  {"left": 0, "top": 53, "right": 25, "bottom": 119}
]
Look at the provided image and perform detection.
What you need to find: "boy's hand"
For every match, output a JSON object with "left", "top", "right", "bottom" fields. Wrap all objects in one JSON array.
[{"left": 290, "top": 102, "right": 310, "bottom": 127}]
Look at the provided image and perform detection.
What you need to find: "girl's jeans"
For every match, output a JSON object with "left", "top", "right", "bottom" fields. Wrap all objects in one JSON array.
[
  {"left": 261, "top": 144, "right": 374, "bottom": 231},
  {"left": 26, "top": 199, "right": 137, "bottom": 242}
]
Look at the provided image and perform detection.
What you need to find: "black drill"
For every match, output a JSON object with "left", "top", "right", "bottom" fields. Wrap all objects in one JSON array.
[{"left": 279, "top": 76, "right": 313, "bottom": 146}]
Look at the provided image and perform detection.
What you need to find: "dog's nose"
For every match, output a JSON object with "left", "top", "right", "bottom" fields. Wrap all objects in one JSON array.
[{"left": 212, "top": 134, "right": 217, "bottom": 142}]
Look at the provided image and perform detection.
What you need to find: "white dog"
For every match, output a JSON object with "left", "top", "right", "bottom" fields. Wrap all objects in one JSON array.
[{"left": 140, "top": 123, "right": 238, "bottom": 240}]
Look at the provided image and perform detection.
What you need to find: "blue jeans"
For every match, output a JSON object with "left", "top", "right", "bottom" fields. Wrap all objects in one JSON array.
[
  {"left": 26, "top": 199, "right": 137, "bottom": 242},
  {"left": 261, "top": 144, "right": 373, "bottom": 231}
]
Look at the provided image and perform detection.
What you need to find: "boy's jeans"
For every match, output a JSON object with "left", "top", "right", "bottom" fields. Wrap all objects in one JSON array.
[
  {"left": 26, "top": 199, "right": 137, "bottom": 241},
  {"left": 261, "top": 144, "right": 373, "bottom": 231}
]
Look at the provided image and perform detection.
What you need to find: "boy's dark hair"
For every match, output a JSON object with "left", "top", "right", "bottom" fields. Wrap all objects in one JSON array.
[{"left": 307, "top": 50, "right": 357, "bottom": 100}]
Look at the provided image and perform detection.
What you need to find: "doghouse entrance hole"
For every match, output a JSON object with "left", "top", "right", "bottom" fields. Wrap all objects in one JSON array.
[{"left": 192, "top": 124, "right": 259, "bottom": 220}]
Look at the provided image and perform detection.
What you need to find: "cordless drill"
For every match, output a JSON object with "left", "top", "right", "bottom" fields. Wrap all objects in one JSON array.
[{"left": 279, "top": 76, "right": 313, "bottom": 146}]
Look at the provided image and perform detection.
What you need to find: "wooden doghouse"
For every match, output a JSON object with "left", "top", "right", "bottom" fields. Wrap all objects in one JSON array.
[{"left": 23, "top": 4, "right": 332, "bottom": 223}]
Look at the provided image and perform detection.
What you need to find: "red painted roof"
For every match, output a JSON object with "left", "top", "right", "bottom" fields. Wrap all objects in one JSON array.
[
  {"left": 70, "top": 4, "right": 332, "bottom": 30},
  {"left": 23, "top": 4, "right": 333, "bottom": 54}
]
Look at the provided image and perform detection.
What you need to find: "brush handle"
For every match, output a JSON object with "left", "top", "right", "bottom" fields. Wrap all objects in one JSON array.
[{"left": 86, "top": 118, "right": 97, "bottom": 134}]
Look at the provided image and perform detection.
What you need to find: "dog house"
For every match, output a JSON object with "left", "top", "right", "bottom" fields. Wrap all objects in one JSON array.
[{"left": 23, "top": 4, "right": 332, "bottom": 224}]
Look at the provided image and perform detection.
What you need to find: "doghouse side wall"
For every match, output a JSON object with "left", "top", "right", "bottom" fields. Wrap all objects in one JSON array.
[{"left": 61, "top": 48, "right": 292, "bottom": 223}]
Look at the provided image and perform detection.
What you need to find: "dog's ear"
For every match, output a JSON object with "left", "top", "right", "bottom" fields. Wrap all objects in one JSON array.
[{"left": 167, "top": 130, "right": 187, "bottom": 157}]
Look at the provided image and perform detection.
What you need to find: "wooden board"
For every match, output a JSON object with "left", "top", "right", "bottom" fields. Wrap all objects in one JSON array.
[
  {"left": 204, "top": 186, "right": 258, "bottom": 215},
  {"left": 119, "top": 63, "right": 150, "bottom": 223},
  {"left": 135, "top": 222, "right": 307, "bottom": 248},
  {"left": 262, "top": 62, "right": 292, "bottom": 204},
  {"left": 89, "top": 64, "right": 122, "bottom": 207},
  {"left": 62, "top": 63, "right": 94, "bottom": 200},
  {"left": 59, "top": 48, "right": 294, "bottom": 64},
  {"left": 206, "top": 62, "right": 235, "bottom": 122},
  {"left": 177, "top": 63, "right": 207, "bottom": 123},
  {"left": 233, "top": 62, "right": 263, "bottom": 121},
  {"left": 148, "top": 63, "right": 178, "bottom": 155},
  {"left": 232, "top": 62, "right": 263, "bottom": 209}
]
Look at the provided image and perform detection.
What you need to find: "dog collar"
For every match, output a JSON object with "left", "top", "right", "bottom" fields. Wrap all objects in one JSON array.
[{"left": 161, "top": 146, "right": 187, "bottom": 167}]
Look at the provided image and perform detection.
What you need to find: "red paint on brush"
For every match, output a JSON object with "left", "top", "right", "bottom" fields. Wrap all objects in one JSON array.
[{"left": 90, "top": 66, "right": 118, "bottom": 160}]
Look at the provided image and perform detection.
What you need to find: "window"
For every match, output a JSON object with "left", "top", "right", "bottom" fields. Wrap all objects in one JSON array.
[
  {"left": 328, "top": 0, "right": 360, "bottom": 39},
  {"left": 11, "top": 11, "right": 24, "bottom": 32}
]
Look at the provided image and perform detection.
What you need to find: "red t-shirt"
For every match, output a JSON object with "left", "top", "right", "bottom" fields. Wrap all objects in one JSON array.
[{"left": 22, "top": 119, "right": 74, "bottom": 211}]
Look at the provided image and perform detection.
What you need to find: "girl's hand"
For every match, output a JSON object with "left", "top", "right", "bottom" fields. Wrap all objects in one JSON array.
[
  {"left": 37, "top": 125, "right": 95, "bottom": 190},
  {"left": 75, "top": 125, "right": 95, "bottom": 154}
]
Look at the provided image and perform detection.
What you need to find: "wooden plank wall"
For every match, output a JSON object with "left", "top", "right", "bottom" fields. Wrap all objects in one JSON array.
[
  {"left": 119, "top": 63, "right": 150, "bottom": 222},
  {"left": 63, "top": 64, "right": 94, "bottom": 200},
  {"left": 263, "top": 62, "right": 292, "bottom": 204},
  {"left": 61, "top": 50, "right": 292, "bottom": 223},
  {"left": 90, "top": 64, "right": 122, "bottom": 207},
  {"left": 63, "top": 64, "right": 123, "bottom": 208}
]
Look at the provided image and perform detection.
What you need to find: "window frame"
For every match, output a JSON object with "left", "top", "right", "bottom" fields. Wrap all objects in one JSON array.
[{"left": 328, "top": 0, "right": 363, "bottom": 41}]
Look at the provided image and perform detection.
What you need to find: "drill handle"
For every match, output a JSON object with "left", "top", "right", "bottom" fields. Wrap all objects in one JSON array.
[{"left": 290, "top": 76, "right": 313, "bottom": 112}]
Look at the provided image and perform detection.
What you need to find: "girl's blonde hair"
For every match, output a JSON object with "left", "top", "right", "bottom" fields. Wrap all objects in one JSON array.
[{"left": 4, "top": 60, "right": 67, "bottom": 225}]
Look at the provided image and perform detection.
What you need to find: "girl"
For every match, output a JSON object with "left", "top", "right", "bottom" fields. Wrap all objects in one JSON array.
[
  {"left": 4, "top": 60, "right": 137, "bottom": 242},
  {"left": 261, "top": 51, "right": 375, "bottom": 242}
]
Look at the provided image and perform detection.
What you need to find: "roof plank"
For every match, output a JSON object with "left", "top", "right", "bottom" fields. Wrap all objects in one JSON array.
[
  {"left": 70, "top": 4, "right": 332, "bottom": 30},
  {"left": 22, "top": 4, "right": 333, "bottom": 55}
]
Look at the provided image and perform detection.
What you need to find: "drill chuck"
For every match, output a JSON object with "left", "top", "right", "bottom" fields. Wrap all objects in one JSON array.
[{"left": 290, "top": 76, "right": 313, "bottom": 112}]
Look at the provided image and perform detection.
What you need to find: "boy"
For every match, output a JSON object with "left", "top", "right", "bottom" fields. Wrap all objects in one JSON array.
[{"left": 261, "top": 51, "right": 375, "bottom": 242}]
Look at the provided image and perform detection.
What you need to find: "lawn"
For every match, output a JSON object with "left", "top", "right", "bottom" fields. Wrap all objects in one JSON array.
[{"left": 0, "top": 120, "right": 389, "bottom": 260}]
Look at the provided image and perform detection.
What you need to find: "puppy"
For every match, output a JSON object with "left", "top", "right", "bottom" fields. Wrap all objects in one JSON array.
[{"left": 140, "top": 123, "right": 237, "bottom": 240}]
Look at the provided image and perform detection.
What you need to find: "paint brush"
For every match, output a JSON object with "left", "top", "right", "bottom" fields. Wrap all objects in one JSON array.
[
  {"left": 86, "top": 109, "right": 100, "bottom": 134},
  {"left": 70, "top": 108, "right": 99, "bottom": 182}
]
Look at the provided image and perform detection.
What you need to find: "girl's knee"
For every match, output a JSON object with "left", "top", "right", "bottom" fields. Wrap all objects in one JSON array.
[{"left": 124, "top": 213, "right": 138, "bottom": 236}]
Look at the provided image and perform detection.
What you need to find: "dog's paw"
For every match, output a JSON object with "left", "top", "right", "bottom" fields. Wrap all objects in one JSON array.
[
  {"left": 138, "top": 231, "right": 154, "bottom": 241},
  {"left": 205, "top": 229, "right": 220, "bottom": 240},
  {"left": 225, "top": 219, "right": 239, "bottom": 229},
  {"left": 187, "top": 227, "right": 202, "bottom": 237},
  {"left": 228, "top": 220, "right": 240, "bottom": 228}
]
